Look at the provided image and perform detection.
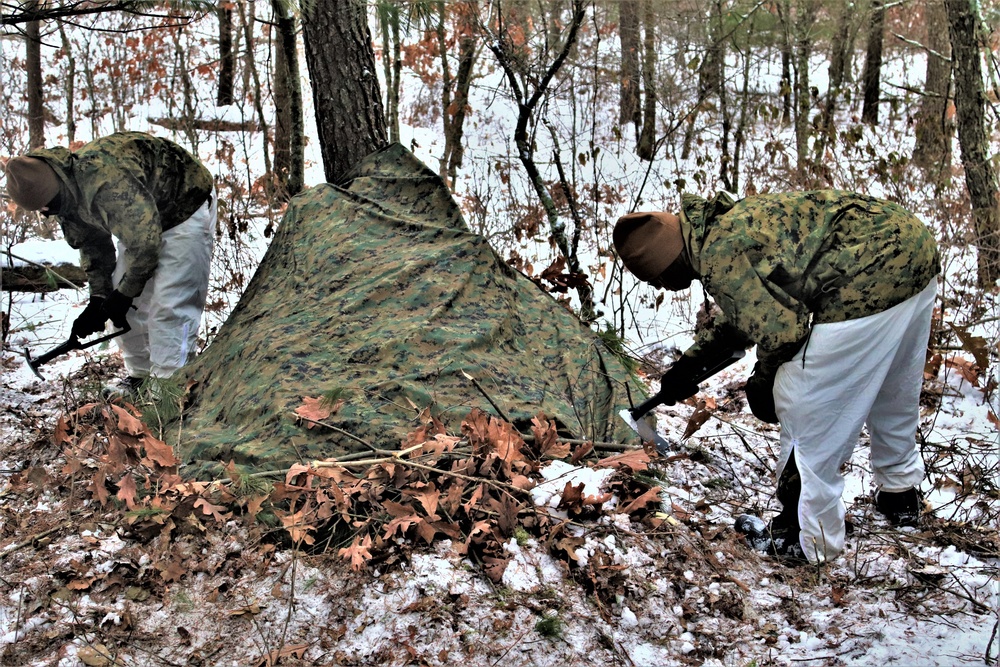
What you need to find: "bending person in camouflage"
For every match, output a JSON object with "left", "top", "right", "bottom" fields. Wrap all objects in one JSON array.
[
  {"left": 613, "top": 190, "right": 939, "bottom": 564},
  {"left": 3, "top": 132, "right": 216, "bottom": 389}
]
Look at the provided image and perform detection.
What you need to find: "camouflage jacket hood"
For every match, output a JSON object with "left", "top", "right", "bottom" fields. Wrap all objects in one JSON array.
[
  {"left": 678, "top": 190, "right": 940, "bottom": 368},
  {"left": 29, "top": 132, "right": 213, "bottom": 298}
]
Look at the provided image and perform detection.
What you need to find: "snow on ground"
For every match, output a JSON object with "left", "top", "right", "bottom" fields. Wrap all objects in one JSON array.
[{"left": 1, "top": 268, "right": 997, "bottom": 665}]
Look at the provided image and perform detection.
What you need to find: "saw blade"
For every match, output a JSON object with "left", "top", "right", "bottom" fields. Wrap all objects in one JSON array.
[{"left": 618, "top": 408, "right": 672, "bottom": 455}]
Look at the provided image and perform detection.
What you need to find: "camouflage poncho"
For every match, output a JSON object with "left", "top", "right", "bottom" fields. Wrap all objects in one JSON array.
[
  {"left": 27, "top": 132, "right": 214, "bottom": 298},
  {"left": 680, "top": 190, "right": 940, "bottom": 369}
]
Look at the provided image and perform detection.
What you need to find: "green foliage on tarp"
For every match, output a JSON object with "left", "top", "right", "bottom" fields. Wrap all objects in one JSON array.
[{"left": 174, "top": 144, "right": 643, "bottom": 475}]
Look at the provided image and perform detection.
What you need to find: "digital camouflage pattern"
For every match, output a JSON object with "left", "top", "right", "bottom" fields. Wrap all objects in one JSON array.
[
  {"left": 173, "top": 143, "right": 643, "bottom": 476},
  {"left": 27, "top": 132, "right": 213, "bottom": 298},
  {"left": 679, "top": 190, "right": 940, "bottom": 369}
]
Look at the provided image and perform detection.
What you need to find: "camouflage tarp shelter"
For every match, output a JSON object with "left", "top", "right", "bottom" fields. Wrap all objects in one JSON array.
[{"left": 176, "top": 143, "right": 644, "bottom": 475}]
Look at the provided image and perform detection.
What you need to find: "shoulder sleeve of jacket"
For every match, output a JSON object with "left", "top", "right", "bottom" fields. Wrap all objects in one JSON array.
[
  {"left": 84, "top": 164, "right": 162, "bottom": 298},
  {"left": 695, "top": 243, "right": 812, "bottom": 361}
]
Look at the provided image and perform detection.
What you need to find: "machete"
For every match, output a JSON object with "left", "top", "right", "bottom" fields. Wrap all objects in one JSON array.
[
  {"left": 619, "top": 348, "right": 746, "bottom": 452},
  {"left": 23, "top": 324, "right": 130, "bottom": 380}
]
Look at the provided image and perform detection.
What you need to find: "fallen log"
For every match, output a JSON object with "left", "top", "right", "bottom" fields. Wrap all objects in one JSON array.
[{"left": 2, "top": 263, "right": 87, "bottom": 292}]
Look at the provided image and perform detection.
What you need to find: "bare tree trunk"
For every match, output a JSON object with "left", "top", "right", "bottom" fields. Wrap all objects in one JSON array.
[
  {"left": 618, "top": 0, "right": 640, "bottom": 129},
  {"left": 711, "top": 0, "right": 733, "bottom": 191},
  {"left": 912, "top": 0, "right": 953, "bottom": 176},
  {"left": 945, "top": 0, "right": 1000, "bottom": 287},
  {"left": 271, "top": 0, "right": 305, "bottom": 199},
  {"left": 170, "top": 26, "right": 199, "bottom": 150},
  {"left": 26, "top": 12, "right": 44, "bottom": 148},
  {"left": 861, "top": 0, "right": 884, "bottom": 124},
  {"left": 217, "top": 1, "right": 235, "bottom": 106},
  {"left": 793, "top": 0, "right": 818, "bottom": 177},
  {"left": 778, "top": 0, "right": 793, "bottom": 125},
  {"left": 302, "top": 0, "right": 387, "bottom": 184},
  {"left": 815, "top": 1, "right": 852, "bottom": 160},
  {"left": 636, "top": 0, "right": 657, "bottom": 161},
  {"left": 444, "top": 10, "right": 477, "bottom": 186},
  {"left": 237, "top": 0, "right": 272, "bottom": 182},
  {"left": 683, "top": 3, "right": 723, "bottom": 161},
  {"left": 732, "top": 26, "right": 754, "bottom": 194},
  {"left": 377, "top": 1, "right": 401, "bottom": 144},
  {"left": 57, "top": 21, "right": 76, "bottom": 145}
]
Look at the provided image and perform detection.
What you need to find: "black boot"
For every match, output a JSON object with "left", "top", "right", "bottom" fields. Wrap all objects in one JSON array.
[{"left": 875, "top": 488, "right": 924, "bottom": 526}]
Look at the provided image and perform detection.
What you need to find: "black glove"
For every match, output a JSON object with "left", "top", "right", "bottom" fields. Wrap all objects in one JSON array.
[
  {"left": 745, "top": 363, "right": 779, "bottom": 424},
  {"left": 101, "top": 290, "right": 134, "bottom": 329},
  {"left": 656, "top": 355, "right": 702, "bottom": 406},
  {"left": 72, "top": 297, "right": 108, "bottom": 338}
]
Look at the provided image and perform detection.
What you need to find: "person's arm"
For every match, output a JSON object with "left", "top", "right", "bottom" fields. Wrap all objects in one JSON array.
[
  {"left": 62, "top": 220, "right": 116, "bottom": 297},
  {"left": 89, "top": 169, "right": 162, "bottom": 298}
]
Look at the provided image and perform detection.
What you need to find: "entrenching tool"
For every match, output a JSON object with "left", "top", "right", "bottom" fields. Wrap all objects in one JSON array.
[
  {"left": 23, "top": 324, "right": 130, "bottom": 380},
  {"left": 619, "top": 348, "right": 746, "bottom": 453}
]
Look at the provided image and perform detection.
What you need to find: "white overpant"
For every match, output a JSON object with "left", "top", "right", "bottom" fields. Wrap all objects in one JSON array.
[
  {"left": 112, "top": 193, "right": 216, "bottom": 379},
  {"left": 772, "top": 278, "right": 937, "bottom": 563}
]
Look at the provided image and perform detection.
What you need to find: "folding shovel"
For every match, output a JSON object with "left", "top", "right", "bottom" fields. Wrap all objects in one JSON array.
[{"left": 23, "top": 324, "right": 130, "bottom": 380}]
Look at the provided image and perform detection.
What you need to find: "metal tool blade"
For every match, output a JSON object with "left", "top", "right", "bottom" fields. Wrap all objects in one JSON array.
[{"left": 618, "top": 408, "right": 672, "bottom": 455}]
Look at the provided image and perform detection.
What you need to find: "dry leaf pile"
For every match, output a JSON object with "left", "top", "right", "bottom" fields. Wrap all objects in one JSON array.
[{"left": 43, "top": 399, "right": 671, "bottom": 590}]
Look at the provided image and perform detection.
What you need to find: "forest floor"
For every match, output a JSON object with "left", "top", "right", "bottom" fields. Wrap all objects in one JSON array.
[{"left": 1, "top": 276, "right": 998, "bottom": 667}]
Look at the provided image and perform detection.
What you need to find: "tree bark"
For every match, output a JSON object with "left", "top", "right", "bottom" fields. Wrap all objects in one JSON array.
[
  {"left": 57, "top": 20, "right": 77, "bottom": 145},
  {"left": 912, "top": 0, "right": 953, "bottom": 175},
  {"left": 793, "top": 0, "right": 818, "bottom": 177},
  {"left": 778, "top": 0, "right": 793, "bottom": 125},
  {"left": 443, "top": 5, "right": 478, "bottom": 186},
  {"left": 271, "top": 0, "right": 305, "bottom": 199},
  {"left": 861, "top": 0, "right": 884, "bottom": 125},
  {"left": 815, "top": 1, "right": 853, "bottom": 158},
  {"left": 217, "top": 2, "right": 234, "bottom": 106},
  {"left": 618, "top": 0, "right": 640, "bottom": 129},
  {"left": 636, "top": 0, "right": 657, "bottom": 161},
  {"left": 237, "top": 0, "right": 272, "bottom": 179},
  {"left": 26, "top": 11, "right": 44, "bottom": 148},
  {"left": 302, "top": 0, "right": 387, "bottom": 184},
  {"left": 945, "top": 0, "right": 1000, "bottom": 287},
  {"left": 377, "top": 1, "right": 401, "bottom": 144}
]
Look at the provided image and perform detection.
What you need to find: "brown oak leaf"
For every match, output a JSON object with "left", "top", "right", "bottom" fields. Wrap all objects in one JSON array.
[{"left": 295, "top": 396, "right": 342, "bottom": 428}]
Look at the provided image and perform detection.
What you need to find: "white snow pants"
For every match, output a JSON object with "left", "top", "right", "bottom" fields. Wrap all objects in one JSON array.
[
  {"left": 112, "top": 192, "right": 216, "bottom": 379},
  {"left": 772, "top": 278, "right": 937, "bottom": 564}
]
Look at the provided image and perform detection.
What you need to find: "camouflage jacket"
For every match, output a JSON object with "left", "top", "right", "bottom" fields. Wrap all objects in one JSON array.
[
  {"left": 679, "top": 190, "right": 940, "bottom": 371},
  {"left": 28, "top": 132, "right": 213, "bottom": 298}
]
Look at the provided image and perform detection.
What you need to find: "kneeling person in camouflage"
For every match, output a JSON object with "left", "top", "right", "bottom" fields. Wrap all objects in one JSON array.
[
  {"left": 4, "top": 131, "right": 216, "bottom": 392},
  {"left": 613, "top": 190, "right": 939, "bottom": 564}
]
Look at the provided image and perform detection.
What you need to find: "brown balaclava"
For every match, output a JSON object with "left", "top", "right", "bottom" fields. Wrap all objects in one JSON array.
[
  {"left": 613, "top": 211, "right": 685, "bottom": 283},
  {"left": 4, "top": 156, "right": 60, "bottom": 211}
]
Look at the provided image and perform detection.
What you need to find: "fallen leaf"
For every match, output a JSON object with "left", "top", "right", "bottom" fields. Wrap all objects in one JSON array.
[
  {"left": 950, "top": 323, "right": 989, "bottom": 369},
  {"left": 77, "top": 645, "right": 112, "bottom": 666},
  {"left": 229, "top": 602, "right": 262, "bottom": 616},
  {"left": 157, "top": 559, "right": 187, "bottom": 583},
  {"left": 142, "top": 435, "right": 180, "bottom": 468},
  {"left": 596, "top": 449, "right": 650, "bottom": 472},
  {"left": 682, "top": 399, "right": 714, "bottom": 439},
  {"left": 620, "top": 486, "right": 663, "bottom": 515},
  {"left": 255, "top": 643, "right": 310, "bottom": 667},
  {"left": 944, "top": 356, "right": 980, "bottom": 387},
  {"left": 108, "top": 403, "right": 146, "bottom": 436},
  {"left": 338, "top": 534, "right": 373, "bottom": 570},
  {"left": 295, "top": 396, "right": 341, "bottom": 428},
  {"left": 116, "top": 474, "right": 138, "bottom": 509},
  {"left": 194, "top": 497, "right": 232, "bottom": 522}
]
